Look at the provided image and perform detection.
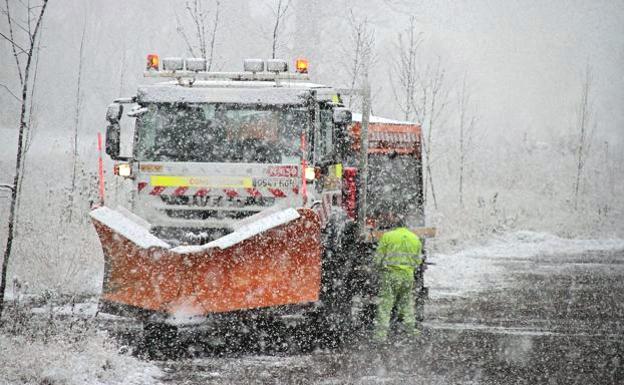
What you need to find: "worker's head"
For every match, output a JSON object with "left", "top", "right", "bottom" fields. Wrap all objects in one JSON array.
[{"left": 377, "top": 212, "right": 406, "bottom": 230}]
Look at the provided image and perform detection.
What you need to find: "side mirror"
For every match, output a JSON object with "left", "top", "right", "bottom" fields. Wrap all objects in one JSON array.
[
  {"left": 105, "top": 123, "right": 121, "bottom": 160},
  {"left": 106, "top": 103, "right": 123, "bottom": 124},
  {"left": 333, "top": 107, "right": 352, "bottom": 125}
]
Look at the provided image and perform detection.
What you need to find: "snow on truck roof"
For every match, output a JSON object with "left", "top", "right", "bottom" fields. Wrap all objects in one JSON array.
[
  {"left": 351, "top": 112, "right": 418, "bottom": 126},
  {"left": 137, "top": 80, "right": 336, "bottom": 105}
]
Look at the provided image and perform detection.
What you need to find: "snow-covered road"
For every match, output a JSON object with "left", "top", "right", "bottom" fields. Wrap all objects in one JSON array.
[{"left": 153, "top": 233, "right": 624, "bottom": 384}]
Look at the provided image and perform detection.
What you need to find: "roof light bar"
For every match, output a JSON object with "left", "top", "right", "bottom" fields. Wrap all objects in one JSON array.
[
  {"left": 162, "top": 57, "right": 184, "bottom": 71},
  {"left": 186, "top": 58, "right": 207, "bottom": 72},
  {"left": 143, "top": 56, "right": 311, "bottom": 81},
  {"left": 243, "top": 59, "right": 265, "bottom": 73},
  {"left": 144, "top": 71, "right": 310, "bottom": 81},
  {"left": 266, "top": 59, "right": 288, "bottom": 72}
]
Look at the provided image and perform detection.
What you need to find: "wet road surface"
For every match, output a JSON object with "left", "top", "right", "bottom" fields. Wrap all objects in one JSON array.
[{"left": 153, "top": 247, "right": 624, "bottom": 384}]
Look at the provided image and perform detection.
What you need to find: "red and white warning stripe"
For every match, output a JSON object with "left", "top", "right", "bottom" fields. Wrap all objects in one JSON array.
[{"left": 137, "top": 182, "right": 299, "bottom": 198}]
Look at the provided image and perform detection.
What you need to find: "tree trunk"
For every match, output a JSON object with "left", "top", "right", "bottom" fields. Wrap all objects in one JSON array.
[
  {"left": 0, "top": 0, "right": 49, "bottom": 320},
  {"left": 573, "top": 66, "right": 591, "bottom": 210},
  {"left": 68, "top": 17, "right": 87, "bottom": 222}
]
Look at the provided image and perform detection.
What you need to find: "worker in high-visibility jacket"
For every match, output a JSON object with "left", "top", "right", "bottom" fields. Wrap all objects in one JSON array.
[{"left": 373, "top": 218, "right": 423, "bottom": 342}]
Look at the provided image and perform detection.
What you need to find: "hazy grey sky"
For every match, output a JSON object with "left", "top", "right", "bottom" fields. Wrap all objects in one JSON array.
[
  {"left": 367, "top": 0, "right": 624, "bottom": 145},
  {"left": 0, "top": 0, "right": 622, "bottom": 149}
]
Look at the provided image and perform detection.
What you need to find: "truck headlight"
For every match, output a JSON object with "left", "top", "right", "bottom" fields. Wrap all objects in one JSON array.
[
  {"left": 114, "top": 163, "right": 132, "bottom": 178},
  {"left": 305, "top": 167, "right": 316, "bottom": 181}
]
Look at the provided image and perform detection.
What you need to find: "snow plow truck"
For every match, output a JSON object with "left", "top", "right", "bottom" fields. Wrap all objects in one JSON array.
[{"left": 92, "top": 56, "right": 433, "bottom": 351}]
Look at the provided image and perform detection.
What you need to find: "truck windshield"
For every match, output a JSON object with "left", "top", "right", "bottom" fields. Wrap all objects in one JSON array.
[{"left": 135, "top": 103, "right": 307, "bottom": 163}]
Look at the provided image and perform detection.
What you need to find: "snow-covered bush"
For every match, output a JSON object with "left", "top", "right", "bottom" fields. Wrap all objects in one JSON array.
[{"left": 0, "top": 296, "right": 162, "bottom": 385}]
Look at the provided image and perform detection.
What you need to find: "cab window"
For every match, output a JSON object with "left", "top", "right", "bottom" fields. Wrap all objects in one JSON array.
[{"left": 318, "top": 107, "right": 334, "bottom": 159}]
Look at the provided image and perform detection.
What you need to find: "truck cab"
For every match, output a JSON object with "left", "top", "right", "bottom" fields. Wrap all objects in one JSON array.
[{"left": 105, "top": 57, "right": 350, "bottom": 245}]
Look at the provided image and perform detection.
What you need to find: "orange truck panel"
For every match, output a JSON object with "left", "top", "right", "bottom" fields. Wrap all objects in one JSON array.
[
  {"left": 350, "top": 121, "right": 422, "bottom": 155},
  {"left": 92, "top": 209, "right": 322, "bottom": 316}
]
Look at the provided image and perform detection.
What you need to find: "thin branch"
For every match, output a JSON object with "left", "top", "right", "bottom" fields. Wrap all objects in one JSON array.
[
  {"left": 271, "top": 0, "right": 291, "bottom": 59},
  {"left": 176, "top": 0, "right": 220, "bottom": 65},
  {"left": 207, "top": 0, "right": 220, "bottom": 71},
  {"left": 27, "top": 0, "right": 32, "bottom": 45},
  {"left": 0, "top": 30, "right": 28, "bottom": 54},
  {"left": 26, "top": 15, "right": 43, "bottom": 151},
  {"left": 5, "top": 0, "right": 25, "bottom": 85},
  {"left": 0, "top": 83, "right": 20, "bottom": 101},
  {"left": 175, "top": 9, "right": 198, "bottom": 57},
  {"left": 271, "top": 0, "right": 282, "bottom": 59},
  {"left": 389, "top": 16, "right": 421, "bottom": 122},
  {"left": 0, "top": 6, "right": 31, "bottom": 35},
  {"left": 343, "top": 10, "right": 375, "bottom": 109},
  {"left": 188, "top": 0, "right": 206, "bottom": 59},
  {"left": 118, "top": 47, "right": 126, "bottom": 96},
  {"left": 573, "top": 64, "right": 592, "bottom": 208}
]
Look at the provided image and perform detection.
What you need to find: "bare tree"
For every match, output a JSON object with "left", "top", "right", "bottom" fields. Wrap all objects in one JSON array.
[
  {"left": 0, "top": 0, "right": 49, "bottom": 319},
  {"left": 67, "top": 16, "right": 87, "bottom": 222},
  {"left": 3, "top": 0, "right": 45, "bottom": 235},
  {"left": 390, "top": 17, "right": 450, "bottom": 210},
  {"left": 414, "top": 58, "right": 450, "bottom": 210},
  {"left": 342, "top": 11, "right": 375, "bottom": 109},
  {"left": 118, "top": 47, "right": 127, "bottom": 97},
  {"left": 269, "top": 0, "right": 291, "bottom": 59},
  {"left": 573, "top": 65, "right": 595, "bottom": 209},
  {"left": 176, "top": 0, "right": 221, "bottom": 71},
  {"left": 390, "top": 16, "right": 422, "bottom": 122},
  {"left": 457, "top": 73, "right": 478, "bottom": 207},
  {"left": 604, "top": 141, "right": 614, "bottom": 198}
]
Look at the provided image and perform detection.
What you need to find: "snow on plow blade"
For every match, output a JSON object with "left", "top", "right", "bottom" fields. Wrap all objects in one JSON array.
[{"left": 90, "top": 206, "right": 321, "bottom": 317}]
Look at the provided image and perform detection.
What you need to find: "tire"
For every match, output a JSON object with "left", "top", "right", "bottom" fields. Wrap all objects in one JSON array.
[
  {"left": 317, "top": 213, "right": 370, "bottom": 348},
  {"left": 414, "top": 244, "right": 429, "bottom": 323}
]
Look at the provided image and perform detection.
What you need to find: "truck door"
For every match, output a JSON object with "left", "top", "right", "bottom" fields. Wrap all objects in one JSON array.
[
  {"left": 311, "top": 103, "right": 341, "bottom": 184},
  {"left": 310, "top": 102, "right": 344, "bottom": 224}
]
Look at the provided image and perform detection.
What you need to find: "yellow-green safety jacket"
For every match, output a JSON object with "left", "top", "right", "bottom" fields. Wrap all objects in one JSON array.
[{"left": 374, "top": 227, "right": 423, "bottom": 276}]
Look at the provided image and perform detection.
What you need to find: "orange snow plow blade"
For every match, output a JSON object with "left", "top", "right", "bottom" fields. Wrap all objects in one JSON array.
[{"left": 90, "top": 207, "right": 321, "bottom": 316}]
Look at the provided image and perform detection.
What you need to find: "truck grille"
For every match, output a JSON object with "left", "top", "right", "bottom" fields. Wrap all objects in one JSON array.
[
  {"left": 164, "top": 209, "right": 258, "bottom": 220},
  {"left": 158, "top": 194, "right": 276, "bottom": 220}
]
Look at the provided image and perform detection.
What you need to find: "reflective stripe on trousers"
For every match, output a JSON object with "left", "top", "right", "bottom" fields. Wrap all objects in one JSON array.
[{"left": 381, "top": 252, "right": 422, "bottom": 267}]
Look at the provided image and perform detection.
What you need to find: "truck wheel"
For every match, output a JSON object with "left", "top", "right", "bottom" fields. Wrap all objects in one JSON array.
[
  {"left": 142, "top": 322, "right": 181, "bottom": 359},
  {"left": 316, "top": 214, "right": 358, "bottom": 348},
  {"left": 415, "top": 287, "right": 427, "bottom": 323},
  {"left": 414, "top": 263, "right": 427, "bottom": 323}
]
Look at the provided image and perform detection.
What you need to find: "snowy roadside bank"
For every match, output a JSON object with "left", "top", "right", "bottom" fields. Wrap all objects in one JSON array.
[
  {"left": 0, "top": 296, "right": 161, "bottom": 385},
  {"left": 426, "top": 230, "right": 624, "bottom": 299},
  {"left": 0, "top": 332, "right": 162, "bottom": 385}
]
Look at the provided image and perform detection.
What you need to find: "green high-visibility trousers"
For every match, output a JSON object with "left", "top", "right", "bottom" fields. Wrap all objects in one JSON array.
[{"left": 373, "top": 269, "right": 419, "bottom": 342}]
